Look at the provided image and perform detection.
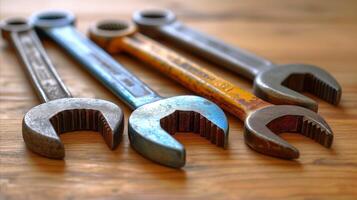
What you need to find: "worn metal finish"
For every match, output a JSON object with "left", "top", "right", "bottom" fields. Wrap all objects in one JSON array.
[
  {"left": 31, "top": 10, "right": 229, "bottom": 168},
  {"left": 132, "top": 9, "right": 342, "bottom": 112},
  {"left": 129, "top": 96, "right": 228, "bottom": 167},
  {"left": 245, "top": 105, "right": 332, "bottom": 159},
  {"left": 0, "top": 18, "right": 124, "bottom": 159},
  {"left": 23, "top": 98, "right": 124, "bottom": 159},
  {"left": 87, "top": 18, "right": 333, "bottom": 159}
]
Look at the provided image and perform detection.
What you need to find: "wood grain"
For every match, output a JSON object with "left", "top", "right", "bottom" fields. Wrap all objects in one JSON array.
[{"left": 1, "top": 0, "right": 357, "bottom": 199}]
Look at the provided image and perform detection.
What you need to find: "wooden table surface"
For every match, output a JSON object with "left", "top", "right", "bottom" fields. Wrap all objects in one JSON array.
[{"left": 1, "top": 0, "right": 357, "bottom": 199}]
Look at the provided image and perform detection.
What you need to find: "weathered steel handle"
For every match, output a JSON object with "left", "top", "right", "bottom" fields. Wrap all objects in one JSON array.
[
  {"left": 117, "top": 34, "right": 270, "bottom": 120},
  {"left": 36, "top": 25, "right": 161, "bottom": 109},
  {"left": 1, "top": 19, "right": 71, "bottom": 102},
  {"left": 158, "top": 23, "right": 275, "bottom": 80},
  {"left": 132, "top": 8, "right": 275, "bottom": 81}
]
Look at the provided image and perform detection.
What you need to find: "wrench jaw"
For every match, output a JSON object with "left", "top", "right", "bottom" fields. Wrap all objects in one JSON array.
[
  {"left": 132, "top": 9, "right": 176, "bottom": 37},
  {"left": 128, "top": 122, "right": 186, "bottom": 168},
  {"left": 128, "top": 95, "right": 229, "bottom": 168},
  {"left": 244, "top": 105, "right": 333, "bottom": 159},
  {"left": 254, "top": 64, "right": 342, "bottom": 112},
  {"left": 22, "top": 98, "right": 124, "bottom": 159},
  {"left": 22, "top": 118, "right": 65, "bottom": 159}
]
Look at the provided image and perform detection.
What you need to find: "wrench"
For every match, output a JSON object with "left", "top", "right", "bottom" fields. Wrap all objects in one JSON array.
[
  {"left": 132, "top": 9, "right": 342, "bottom": 112},
  {"left": 31, "top": 10, "right": 229, "bottom": 168},
  {"left": 86, "top": 18, "right": 334, "bottom": 159},
  {"left": 0, "top": 18, "right": 124, "bottom": 159}
]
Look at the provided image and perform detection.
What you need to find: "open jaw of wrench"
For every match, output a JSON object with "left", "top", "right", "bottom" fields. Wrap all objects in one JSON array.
[
  {"left": 0, "top": 18, "right": 124, "bottom": 159},
  {"left": 85, "top": 18, "right": 334, "bottom": 159},
  {"left": 132, "top": 9, "right": 342, "bottom": 112},
  {"left": 30, "top": 10, "right": 229, "bottom": 168}
]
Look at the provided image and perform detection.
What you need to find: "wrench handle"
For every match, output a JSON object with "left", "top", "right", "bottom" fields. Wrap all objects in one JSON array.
[
  {"left": 37, "top": 26, "right": 162, "bottom": 109},
  {"left": 153, "top": 22, "right": 274, "bottom": 80},
  {"left": 3, "top": 26, "right": 71, "bottom": 102},
  {"left": 120, "top": 34, "right": 270, "bottom": 120}
]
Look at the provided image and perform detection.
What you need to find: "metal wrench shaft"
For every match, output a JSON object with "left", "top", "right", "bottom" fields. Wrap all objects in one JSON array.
[
  {"left": 148, "top": 20, "right": 273, "bottom": 80},
  {"left": 2, "top": 19, "right": 71, "bottom": 102},
  {"left": 35, "top": 23, "right": 162, "bottom": 110}
]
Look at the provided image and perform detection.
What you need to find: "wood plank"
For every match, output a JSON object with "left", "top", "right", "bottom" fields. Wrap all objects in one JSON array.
[{"left": 1, "top": 0, "right": 357, "bottom": 199}]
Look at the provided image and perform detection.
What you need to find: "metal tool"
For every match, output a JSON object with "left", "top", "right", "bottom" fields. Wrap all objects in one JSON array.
[
  {"left": 30, "top": 10, "right": 229, "bottom": 168},
  {"left": 0, "top": 18, "right": 124, "bottom": 159},
  {"left": 132, "top": 9, "right": 342, "bottom": 112},
  {"left": 86, "top": 18, "right": 333, "bottom": 159}
]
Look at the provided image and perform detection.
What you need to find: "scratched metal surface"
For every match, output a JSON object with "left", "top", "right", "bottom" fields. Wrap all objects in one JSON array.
[{"left": 1, "top": 0, "right": 357, "bottom": 199}]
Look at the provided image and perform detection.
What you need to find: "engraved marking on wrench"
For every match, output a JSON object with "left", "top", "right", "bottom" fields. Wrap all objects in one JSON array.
[
  {"left": 91, "top": 51, "right": 150, "bottom": 97},
  {"left": 19, "top": 32, "right": 67, "bottom": 99}
]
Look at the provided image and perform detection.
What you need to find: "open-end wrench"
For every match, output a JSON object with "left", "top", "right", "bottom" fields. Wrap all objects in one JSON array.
[
  {"left": 85, "top": 18, "right": 334, "bottom": 159},
  {"left": 0, "top": 18, "right": 124, "bottom": 159},
  {"left": 30, "top": 10, "right": 229, "bottom": 168},
  {"left": 132, "top": 9, "right": 342, "bottom": 112}
]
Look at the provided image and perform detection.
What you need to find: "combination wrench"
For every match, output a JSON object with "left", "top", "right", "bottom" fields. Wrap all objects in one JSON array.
[
  {"left": 0, "top": 18, "right": 124, "bottom": 159},
  {"left": 30, "top": 10, "right": 229, "bottom": 168},
  {"left": 133, "top": 9, "right": 342, "bottom": 112},
  {"left": 85, "top": 18, "right": 334, "bottom": 159}
]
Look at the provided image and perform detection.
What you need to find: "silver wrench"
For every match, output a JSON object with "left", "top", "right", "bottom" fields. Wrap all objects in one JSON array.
[
  {"left": 133, "top": 9, "right": 342, "bottom": 112},
  {"left": 1, "top": 18, "right": 124, "bottom": 159}
]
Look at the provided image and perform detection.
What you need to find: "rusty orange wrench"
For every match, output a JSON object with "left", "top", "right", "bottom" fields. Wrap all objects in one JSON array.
[{"left": 88, "top": 20, "right": 333, "bottom": 159}]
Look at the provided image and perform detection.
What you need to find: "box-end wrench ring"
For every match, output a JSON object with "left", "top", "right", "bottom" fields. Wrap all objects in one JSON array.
[{"left": 1, "top": 18, "right": 124, "bottom": 159}]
